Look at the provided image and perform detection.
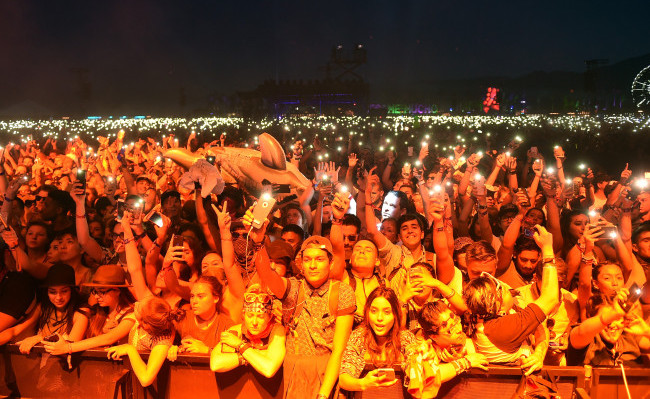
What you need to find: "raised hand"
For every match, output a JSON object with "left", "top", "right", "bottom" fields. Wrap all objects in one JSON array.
[
  {"left": 331, "top": 192, "right": 350, "bottom": 220},
  {"left": 348, "top": 153, "right": 358, "bottom": 168},
  {"left": 620, "top": 163, "right": 632, "bottom": 184},
  {"left": 325, "top": 161, "right": 340, "bottom": 183},
  {"left": 212, "top": 203, "right": 232, "bottom": 232}
]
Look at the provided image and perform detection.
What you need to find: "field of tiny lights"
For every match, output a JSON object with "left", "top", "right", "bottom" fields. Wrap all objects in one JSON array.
[{"left": 1, "top": 113, "right": 648, "bottom": 173}]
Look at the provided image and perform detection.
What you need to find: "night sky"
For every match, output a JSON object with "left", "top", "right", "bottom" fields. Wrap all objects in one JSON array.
[{"left": 1, "top": 0, "right": 649, "bottom": 114}]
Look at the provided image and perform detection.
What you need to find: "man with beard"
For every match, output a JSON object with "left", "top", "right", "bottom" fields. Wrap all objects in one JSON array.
[
  {"left": 39, "top": 189, "right": 75, "bottom": 233},
  {"left": 498, "top": 237, "right": 542, "bottom": 289}
]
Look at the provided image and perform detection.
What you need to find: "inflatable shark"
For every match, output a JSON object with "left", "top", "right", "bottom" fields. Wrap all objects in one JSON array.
[{"left": 163, "top": 133, "right": 311, "bottom": 194}]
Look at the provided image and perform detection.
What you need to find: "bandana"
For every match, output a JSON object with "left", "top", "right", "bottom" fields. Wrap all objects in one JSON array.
[
  {"left": 233, "top": 235, "right": 255, "bottom": 274},
  {"left": 243, "top": 301, "right": 273, "bottom": 313}
]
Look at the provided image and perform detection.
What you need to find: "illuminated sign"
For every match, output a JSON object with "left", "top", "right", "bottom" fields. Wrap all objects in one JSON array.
[{"left": 370, "top": 104, "right": 439, "bottom": 115}]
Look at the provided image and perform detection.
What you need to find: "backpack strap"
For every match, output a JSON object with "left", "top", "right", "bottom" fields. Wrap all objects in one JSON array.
[{"left": 346, "top": 269, "right": 356, "bottom": 291}]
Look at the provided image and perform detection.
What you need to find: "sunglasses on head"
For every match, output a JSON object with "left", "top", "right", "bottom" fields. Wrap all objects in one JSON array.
[
  {"left": 244, "top": 292, "right": 272, "bottom": 304},
  {"left": 480, "top": 271, "right": 502, "bottom": 292}
]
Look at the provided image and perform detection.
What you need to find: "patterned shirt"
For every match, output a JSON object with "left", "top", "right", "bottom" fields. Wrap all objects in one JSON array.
[
  {"left": 281, "top": 278, "right": 356, "bottom": 356},
  {"left": 340, "top": 328, "right": 417, "bottom": 378}
]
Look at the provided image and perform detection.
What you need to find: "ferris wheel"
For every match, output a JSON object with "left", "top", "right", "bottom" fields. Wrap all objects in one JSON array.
[{"left": 631, "top": 65, "right": 650, "bottom": 110}]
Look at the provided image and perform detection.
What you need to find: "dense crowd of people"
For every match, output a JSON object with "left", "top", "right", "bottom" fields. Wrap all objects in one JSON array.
[{"left": 0, "top": 123, "right": 649, "bottom": 399}]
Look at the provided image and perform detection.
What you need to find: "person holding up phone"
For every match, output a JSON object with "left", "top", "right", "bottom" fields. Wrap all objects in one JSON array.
[
  {"left": 567, "top": 291, "right": 650, "bottom": 366},
  {"left": 339, "top": 287, "right": 416, "bottom": 394}
]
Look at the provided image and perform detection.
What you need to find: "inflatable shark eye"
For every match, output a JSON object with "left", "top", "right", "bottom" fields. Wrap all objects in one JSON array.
[{"left": 259, "top": 133, "right": 287, "bottom": 171}]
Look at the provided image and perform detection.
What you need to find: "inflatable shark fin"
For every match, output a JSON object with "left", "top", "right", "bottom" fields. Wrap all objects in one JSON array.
[{"left": 259, "top": 133, "right": 287, "bottom": 170}]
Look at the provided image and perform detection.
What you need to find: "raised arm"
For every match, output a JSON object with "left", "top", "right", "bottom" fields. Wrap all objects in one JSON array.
[
  {"left": 244, "top": 207, "right": 287, "bottom": 299},
  {"left": 213, "top": 203, "right": 245, "bottom": 299},
  {"left": 329, "top": 192, "right": 351, "bottom": 281},
  {"left": 531, "top": 226, "right": 559, "bottom": 315},
  {"left": 364, "top": 171, "right": 388, "bottom": 249},
  {"left": 429, "top": 196, "right": 455, "bottom": 284},
  {"left": 71, "top": 182, "right": 105, "bottom": 264},
  {"left": 122, "top": 211, "right": 154, "bottom": 301}
]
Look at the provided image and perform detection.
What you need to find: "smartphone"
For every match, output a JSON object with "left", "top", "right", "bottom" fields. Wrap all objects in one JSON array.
[
  {"left": 517, "top": 188, "right": 530, "bottom": 207},
  {"left": 376, "top": 368, "right": 396, "bottom": 380},
  {"left": 149, "top": 212, "right": 164, "bottom": 228},
  {"left": 619, "top": 283, "right": 643, "bottom": 313},
  {"left": 117, "top": 148, "right": 125, "bottom": 162},
  {"left": 600, "top": 225, "right": 618, "bottom": 239},
  {"left": 116, "top": 200, "right": 125, "bottom": 222},
  {"left": 206, "top": 155, "right": 216, "bottom": 165},
  {"left": 171, "top": 234, "right": 184, "bottom": 248},
  {"left": 77, "top": 169, "right": 87, "bottom": 189},
  {"left": 130, "top": 200, "right": 143, "bottom": 220},
  {"left": 251, "top": 194, "right": 277, "bottom": 229},
  {"left": 273, "top": 184, "right": 291, "bottom": 194},
  {"left": 43, "top": 334, "right": 60, "bottom": 343},
  {"left": 523, "top": 228, "right": 535, "bottom": 238},
  {"left": 474, "top": 174, "right": 486, "bottom": 196}
]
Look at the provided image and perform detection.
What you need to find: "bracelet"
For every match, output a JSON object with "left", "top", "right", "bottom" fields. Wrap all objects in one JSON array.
[
  {"left": 581, "top": 255, "right": 595, "bottom": 264},
  {"left": 238, "top": 342, "right": 251, "bottom": 354},
  {"left": 443, "top": 289, "right": 456, "bottom": 300},
  {"left": 152, "top": 240, "right": 161, "bottom": 248},
  {"left": 478, "top": 211, "right": 488, "bottom": 216},
  {"left": 123, "top": 237, "right": 134, "bottom": 246},
  {"left": 3, "top": 195, "right": 14, "bottom": 201},
  {"left": 76, "top": 214, "right": 86, "bottom": 219},
  {"left": 134, "top": 232, "right": 146, "bottom": 240},
  {"left": 477, "top": 204, "right": 488, "bottom": 210},
  {"left": 8, "top": 244, "right": 19, "bottom": 251},
  {"left": 622, "top": 207, "right": 633, "bottom": 213},
  {"left": 317, "top": 394, "right": 328, "bottom": 399},
  {"left": 331, "top": 218, "right": 343, "bottom": 225},
  {"left": 435, "top": 226, "right": 444, "bottom": 232},
  {"left": 237, "top": 353, "right": 246, "bottom": 366}
]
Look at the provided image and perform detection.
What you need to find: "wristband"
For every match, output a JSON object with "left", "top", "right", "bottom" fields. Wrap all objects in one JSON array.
[
  {"left": 8, "top": 244, "right": 19, "bottom": 251},
  {"left": 331, "top": 218, "right": 343, "bottom": 225},
  {"left": 622, "top": 207, "right": 633, "bottom": 213},
  {"left": 123, "top": 237, "right": 134, "bottom": 246},
  {"left": 238, "top": 342, "right": 251, "bottom": 354},
  {"left": 477, "top": 204, "right": 488, "bottom": 210},
  {"left": 152, "top": 240, "right": 161, "bottom": 248},
  {"left": 435, "top": 226, "right": 445, "bottom": 232},
  {"left": 134, "top": 232, "right": 146, "bottom": 240},
  {"left": 542, "top": 257, "right": 555, "bottom": 265},
  {"left": 443, "top": 289, "right": 456, "bottom": 300},
  {"left": 76, "top": 214, "right": 87, "bottom": 219},
  {"left": 3, "top": 195, "right": 14, "bottom": 202}
]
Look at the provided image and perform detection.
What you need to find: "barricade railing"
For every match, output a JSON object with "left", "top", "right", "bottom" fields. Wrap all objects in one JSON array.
[{"left": 1, "top": 344, "right": 649, "bottom": 399}]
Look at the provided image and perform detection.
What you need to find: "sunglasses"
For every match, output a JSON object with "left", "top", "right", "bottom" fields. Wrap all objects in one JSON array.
[
  {"left": 35, "top": 195, "right": 46, "bottom": 202},
  {"left": 480, "top": 271, "right": 502, "bottom": 292},
  {"left": 90, "top": 288, "right": 118, "bottom": 297},
  {"left": 243, "top": 292, "right": 272, "bottom": 304},
  {"left": 343, "top": 234, "right": 358, "bottom": 242},
  {"left": 231, "top": 232, "right": 248, "bottom": 240}
]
